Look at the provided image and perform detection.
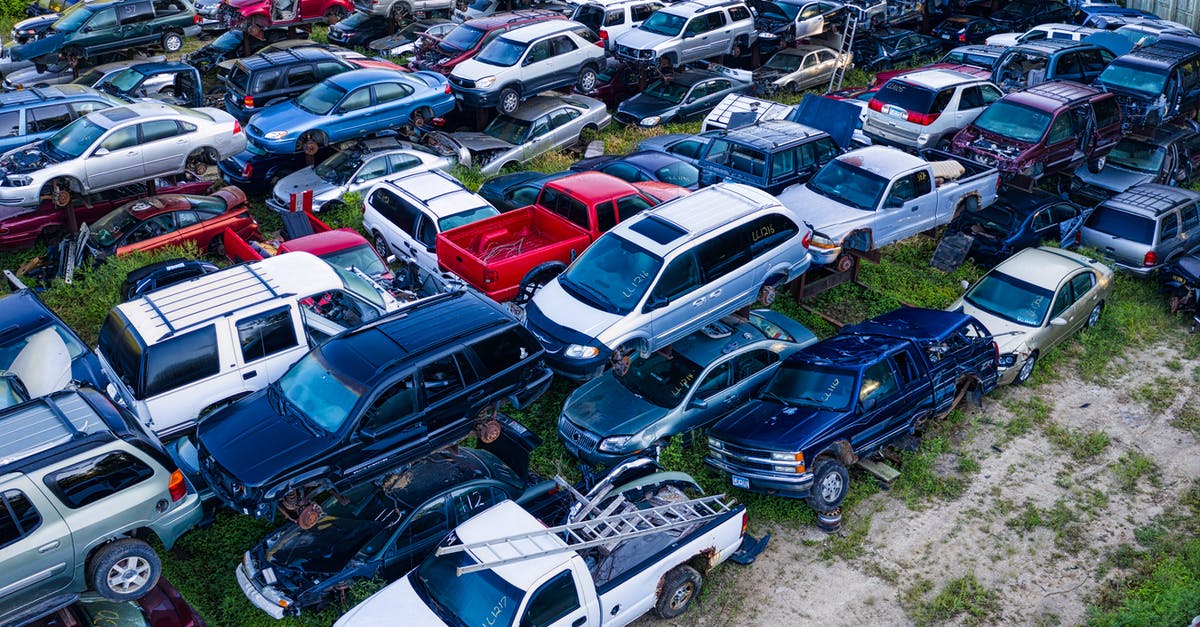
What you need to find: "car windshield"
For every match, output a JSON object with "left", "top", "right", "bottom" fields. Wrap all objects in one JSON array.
[
  {"left": 53, "top": 4, "right": 93, "bottom": 31},
  {"left": 397, "top": 20, "right": 431, "bottom": 38},
  {"left": 1085, "top": 205, "right": 1155, "bottom": 245},
  {"left": 439, "top": 205, "right": 499, "bottom": 231},
  {"left": 559, "top": 234, "right": 662, "bottom": 315},
  {"left": 760, "top": 363, "right": 857, "bottom": 412},
  {"left": 71, "top": 68, "right": 108, "bottom": 86},
  {"left": 45, "top": 117, "right": 107, "bottom": 160},
  {"left": 972, "top": 101, "right": 1050, "bottom": 144},
  {"left": 321, "top": 244, "right": 388, "bottom": 278},
  {"left": 643, "top": 79, "right": 690, "bottom": 104},
  {"left": 1097, "top": 62, "right": 1167, "bottom": 97},
  {"left": 965, "top": 270, "right": 1053, "bottom": 326},
  {"left": 764, "top": 51, "right": 803, "bottom": 71},
  {"left": 617, "top": 351, "right": 703, "bottom": 407},
  {"left": 940, "top": 49, "right": 998, "bottom": 69},
  {"left": 278, "top": 349, "right": 366, "bottom": 432},
  {"left": 211, "top": 29, "right": 244, "bottom": 51},
  {"left": 335, "top": 265, "right": 387, "bottom": 310},
  {"left": 640, "top": 11, "right": 685, "bottom": 36},
  {"left": 89, "top": 209, "right": 137, "bottom": 248},
  {"left": 94, "top": 68, "right": 144, "bottom": 94},
  {"left": 340, "top": 11, "right": 375, "bottom": 28},
  {"left": 654, "top": 161, "right": 698, "bottom": 187},
  {"left": 475, "top": 37, "right": 526, "bottom": 66},
  {"left": 806, "top": 158, "right": 888, "bottom": 212},
  {"left": 764, "top": 1, "right": 799, "bottom": 20},
  {"left": 414, "top": 549, "right": 522, "bottom": 627},
  {"left": 484, "top": 114, "right": 531, "bottom": 144},
  {"left": 440, "top": 24, "right": 485, "bottom": 53},
  {"left": 1106, "top": 136, "right": 1164, "bottom": 173},
  {"left": 314, "top": 151, "right": 363, "bottom": 184},
  {"left": 295, "top": 82, "right": 347, "bottom": 115}
]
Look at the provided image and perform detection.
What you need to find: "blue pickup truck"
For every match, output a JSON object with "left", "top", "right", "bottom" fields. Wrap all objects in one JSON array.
[{"left": 705, "top": 307, "right": 998, "bottom": 512}]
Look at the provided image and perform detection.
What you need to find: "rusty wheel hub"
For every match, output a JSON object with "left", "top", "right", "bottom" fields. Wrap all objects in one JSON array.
[
  {"left": 475, "top": 418, "right": 501, "bottom": 444},
  {"left": 297, "top": 503, "right": 324, "bottom": 530}
]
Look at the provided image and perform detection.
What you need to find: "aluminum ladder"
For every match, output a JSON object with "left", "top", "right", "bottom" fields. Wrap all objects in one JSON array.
[{"left": 827, "top": 8, "right": 861, "bottom": 93}]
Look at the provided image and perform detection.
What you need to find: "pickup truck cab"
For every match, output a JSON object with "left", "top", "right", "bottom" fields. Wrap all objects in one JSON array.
[
  {"left": 778, "top": 145, "right": 1000, "bottom": 270},
  {"left": 436, "top": 171, "right": 657, "bottom": 302},
  {"left": 706, "top": 307, "right": 998, "bottom": 511}
]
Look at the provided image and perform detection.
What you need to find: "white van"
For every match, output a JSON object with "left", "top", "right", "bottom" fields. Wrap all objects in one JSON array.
[
  {"left": 97, "top": 252, "right": 402, "bottom": 439},
  {"left": 571, "top": 0, "right": 664, "bottom": 48}
]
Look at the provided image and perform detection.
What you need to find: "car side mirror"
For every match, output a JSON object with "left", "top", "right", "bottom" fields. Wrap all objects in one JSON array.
[
  {"left": 359, "top": 426, "right": 379, "bottom": 441},
  {"left": 93, "top": 147, "right": 110, "bottom": 157},
  {"left": 885, "top": 196, "right": 904, "bottom": 209},
  {"left": 687, "top": 397, "right": 708, "bottom": 410},
  {"left": 1050, "top": 316, "right": 1068, "bottom": 327},
  {"left": 960, "top": 279, "right": 970, "bottom": 291},
  {"left": 643, "top": 295, "right": 669, "bottom": 312}
]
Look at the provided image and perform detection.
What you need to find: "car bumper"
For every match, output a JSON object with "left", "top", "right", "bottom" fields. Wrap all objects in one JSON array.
[
  {"left": 183, "top": 24, "right": 202, "bottom": 37},
  {"left": 0, "top": 186, "right": 41, "bottom": 208},
  {"left": 863, "top": 125, "right": 931, "bottom": 150},
  {"left": 543, "top": 347, "right": 610, "bottom": 381},
  {"left": 808, "top": 245, "right": 841, "bottom": 265},
  {"left": 454, "top": 87, "right": 498, "bottom": 109},
  {"left": 247, "top": 135, "right": 298, "bottom": 154},
  {"left": 705, "top": 456, "right": 814, "bottom": 498},
  {"left": 150, "top": 490, "right": 203, "bottom": 550},
  {"left": 217, "top": 162, "right": 270, "bottom": 197},
  {"left": 236, "top": 562, "right": 288, "bottom": 620}
]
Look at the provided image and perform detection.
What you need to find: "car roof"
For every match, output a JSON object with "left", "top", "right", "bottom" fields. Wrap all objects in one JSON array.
[
  {"left": 1011, "top": 38, "right": 1102, "bottom": 53},
  {"left": 363, "top": 448, "right": 498, "bottom": 511},
  {"left": 507, "top": 95, "right": 588, "bottom": 119},
  {"left": 545, "top": 171, "right": 641, "bottom": 203},
  {"left": 125, "top": 61, "right": 193, "bottom": 75},
  {"left": 124, "top": 195, "right": 200, "bottom": 218},
  {"left": 240, "top": 46, "right": 341, "bottom": 69},
  {"left": 834, "top": 145, "right": 927, "bottom": 180},
  {"left": 662, "top": 0, "right": 744, "bottom": 15},
  {"left": 326, "top": 67, "right": 414, "bottom": 88},
  {"left": 614, "top": 183, "right": 779, "bottom": 254},
  {"left": 1111, "top": 40, "right": 1200, "bottom": 68},
  {"left": 1005, "top": 80, "right": 1104, "bottom": 110},
  {"left": 459, "top": 500, "right": 574, "bottom": 590},
  {"left": 500, "top": 18, "right": 582, "bottom": 42},
  {"left": 777, "top": 44, "right": 837, "bottom": 56},
  {"left": 0, "top": 84, "right": 108, "bottom": 108},
  {"left": 842, "top": 306, "right": 976, "bottom": 344},
  {"left": 993, "top": 246, "right": 1098, "bottom": 285},
  {"left": 1101, "top": 183, "right": 1200, "bottom": 217},
  {"left": 1128, "top": 121, "right": 1200, "bottom": 144},
  {"left": 1029, "top": 22, "right": 1098, "bottom": 33},
  {"left": 889, "top": 68, "right": 984, "bottom": 89},
  {"left": 719, "top": 120, "right": 827, "bottom": 149},
  {"left": 91, "top": 101, "right": 185, "bottom": 125},
  {"left": 464, "top": 9, "right": 564, "bottom": 30},
  {"left": 0, "top": 391, "right": 118, "bottom": 476},
  {"left": 669, "top": 312, "right": 775, "bottom": 364},
  {"left": 280, "top": 228, "right": 372, "bottom": 255},
  {"left": 992, "top": 187, "right": 1061, "bottom": 215},
  {"left": 378, "top": 170, "right": 492, "bottom": 219}
]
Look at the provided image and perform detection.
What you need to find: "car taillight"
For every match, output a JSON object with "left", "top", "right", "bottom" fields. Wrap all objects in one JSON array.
[
  {"left": 168, "top": 470, "right": 186, "bottom": 502},
  {"left": 741, "top": 510, "right": 748, "bottom": 535},
  {"left": 194, "top": 13, "right": 201, "bottom": 23},
  {"left": 445, "top": 83, "right": 452, "bottom": 94},
  {"left": 868, "top": 98, "right": 883, "bottom": 112},
  {"left": 598, "top": 29, "right": 608, "bottom": 41},
  {"left": 484, "top": 269, "right": 498, "bottom": 283},
  {"left": 801, "top": 230, "right": 812, "bottom": 248},
  {"left": 233, "top": 120, "right": 242, "bottom": 135},
  {"left": 594, "top": 31, "right": 606, "bottom": 46},
  {"left": 244, "top": 95, "right": 254, "bottom": 108},
  {"left": 907, "top": 111, "right": 940, "bottom": 126},
  {"left": 241, "top": 162, "right": 253, "bottom": 178},
  {"left": 1144, "top": 251, "right": 1157, "bottom": 267},
  {"left": 959, "top": 33, "right": 967, "bottom": 42}
]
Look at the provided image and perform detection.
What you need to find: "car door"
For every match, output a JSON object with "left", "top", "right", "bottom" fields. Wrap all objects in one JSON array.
[
  {"left": 881, "top": 169, "right": 935, "bottom": 240},
  {"left": 75, "top": 7, "right": 117, "bottom": 54},
  {"left": 368, "top": 187, "right": 423, "bottom": 264},
  {"left": 411, "top": 210, "right": 440, "bottom": 270},
  {"left": 693, "top": 223, "right": 756, "bottom": 317},
  {"left": 522, "top": 112, "right": 556, "bottom": 156},
  {"left": 232, "top": 305, "right": 305, "bottom": 385},
  {"left": 417, "top": 350, "right": 478, "bottom": 448},
  {"left": 1063, "top": 270, "right": 1098, "bottom": 333},
  {"left": 795, "top": 2, "right": 824, "bottom": 38},
  {"left": 1051, "top": 52, "right": 1084, "bottom": 83},
  {"left": 679, "top": 80, "right": 710, "bottom": 119},
  {"left": 809, "top": 49, "right": 837, "bottom": 87},
  {"left": 84, "top": 125, "right": 144, "bottom": 190},
  {"left": 847, "top": 358, "right": 907, "bottom": 451},
  {"left": 384, "top": 494, "right": 449, "bottom": 576},
  {"left": 680, "top": 14, "right": 711, "bottom": 61},
  {"left": 356, "top": 372, "right": 427, "bottom": 465},
  {"left": 137, "top": 119, "right": 187, "bottom": 177},
  {"left": 546, "top": 106, "right": 582, "bottom": 149},
  {"left": 115, "top": 1, "right": 156, "bottom": 49},
  {"left": 0, "top": 481, "right": 74, "bottom": 621},
  {"left": 645, "top": 249, "right": 704, "bottom": 347},
  {"left": 328, "top": 86, "right": 376, "bottom": 141},
  {"left": 117, "top": 212, "right": 177, "bottom": 254},
  {"left": 371, "top": 81, "right": 416, "bottom": 128},
  {"left": 1051, "top": 202, "right": 1085, "bottom": 246},
  {"left": 352, "top": 154, "right": 391, "bottom": 192},
  {"left": 520, "top": 38, "right": 556, "bottom": 94},
  {"left": 24, "top": 104, "right": 73, "bottom": 142},
  {"left": 1042, "top": 110, "right": 1078, "bottom": 171}
]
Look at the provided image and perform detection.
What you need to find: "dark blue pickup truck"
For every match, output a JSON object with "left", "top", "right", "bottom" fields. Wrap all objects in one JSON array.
[{"left": 705, "top": 307, "right": 998, "bottom": 512}]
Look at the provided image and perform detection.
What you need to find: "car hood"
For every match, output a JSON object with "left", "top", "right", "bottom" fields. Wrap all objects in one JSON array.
[
  {"left": 617, "top": 94, "right": 679, "bottom": 119},
  {"left": 0, "top": 143, "right": 55, "bottom": 173},
  {"left": 752, "top": 67, "right": 790, "bottom": 83},
  {"left": 450, "top": 58, "right": 503, "bottom": 82},
  {"left": 264, "top": 516, "right": 384, "bottom": 576},
  {"left": 777, "top": 183, "right": 873, "bottom": 239},
  {"left": 250, "top": 101, "right": 319, "bottom": 135},
  {"left": 563, "top": 375, "right": 667, "bottom": 435},
  {"left": 450, "top": 131, "right": 515, "bottom": 152},
  {"left": 951, "top": 298, "right": 1030, "bottom": 355},
  {"left": 530, "top": 279, "right": 625, "bottom": 342},
  {"left": 710, "top": 399, "right": 844, "bottom": 451},
  {"left": 614, "top": 28, "right": 669, "bottom": 51},
  {"left": 197, "top": 389, "right": 336, "bottom": 488},
  {"left": 335, "top": 574, "right": 445, "bottom": 625},
  {"left": 10, "top": 32, "right": 63, "bottom": 61},
  {"left": 275, "top": 166, "right": 336, "bottom": 202},
  {"left": 1072, "top": 163, "right": 1151, "bottom": 192}
]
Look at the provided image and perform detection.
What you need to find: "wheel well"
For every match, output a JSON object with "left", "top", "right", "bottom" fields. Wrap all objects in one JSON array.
[
  {"left": 687, "top": 550, "right": 718, "bottom": 574},
  {"left": 764, "top": 273, "right": 786, "bottom": 286},
  {"left": 843, "top": 229, "right": 873, "bottom": 252}
]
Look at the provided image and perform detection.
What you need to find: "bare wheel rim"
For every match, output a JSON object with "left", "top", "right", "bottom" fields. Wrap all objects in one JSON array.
[
  {"left": 1018, "top": 356, "right": 1035, "bottom": 381},
  {"left": 669, "top": 581, "right": 695, "bottom": 611},
  {"left": 164, "top": 33, "right": 183, "bottom": 51},
  {"left": 106, "top": 556, "right": 151, "bottom": 594},
  {"left": 820, "top": 471, "right": 843, "bottom": 502},
  {"left": 1088, "top": 304, "right": 1102, "bottom": 327}
]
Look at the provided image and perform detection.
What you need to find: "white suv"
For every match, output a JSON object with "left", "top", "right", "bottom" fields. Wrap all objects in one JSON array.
[
  {"left": 571, "top": 0, "right": 664, "bottom": 49},
  {"left": 96, "top": 252, "right": 403, "bottom": 440},
  {"left": 363, "top": 169, "right": 500, "bottom": 273},
  {"left": 985, "top": 22, "right": 1098, "bottom": 48},
  {"left": 449, "top": 20, "right": 608, "bottom": 114},
  {"left": 862, "top": 69, "right": 1003, "bottom": 151},
  {"left": 612, "top": 0, "right": 756, "bottom": 69}
]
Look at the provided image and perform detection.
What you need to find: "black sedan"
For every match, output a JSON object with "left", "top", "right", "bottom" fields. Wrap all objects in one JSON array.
[
  {"left": 850, "top": 29, "right": 943, "bottom": 70},
  {"left": 614, "top": 68, "right": 752, "bottom": 128},
  {"left": 945, "top": 187, "right": 1090, "bottom": 266},
  {"left": 327, "top": 11, "right": 391, "bottom": 48},
  {"left": 931, "top": 15, "right": 1003, "bottom": 47},
  {"left": 477, "top": 170, "right": 571, "bottom": 212},
  {"left": 570, "top": 150, "right": 701, "bottom": 190}
]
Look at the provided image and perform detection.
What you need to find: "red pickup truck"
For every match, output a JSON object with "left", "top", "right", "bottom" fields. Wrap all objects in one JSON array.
[
  {"left": 223, "top": 211, "right": 395, "bottom": 283},
  {"left": 437, "top": 172, "right": 662, "bottom": 302}
]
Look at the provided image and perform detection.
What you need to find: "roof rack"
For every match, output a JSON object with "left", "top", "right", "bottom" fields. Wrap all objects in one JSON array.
[
  {"left": 136, "top": 263, "right": 284, "bottom": 338},
  {"left": 0, "top": 392, "right": 108, "bottom": 474}
]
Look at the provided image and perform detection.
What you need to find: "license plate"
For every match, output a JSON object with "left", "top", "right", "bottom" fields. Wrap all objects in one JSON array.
[
  {"left": 731, "top": 475, "right": 750, "bottom": 489},
  {"left": 941, "top": 33, "right": 951, "bottom": 39},
  {"left": 882, "top": 104, "right": 907, "bottom": 119}
]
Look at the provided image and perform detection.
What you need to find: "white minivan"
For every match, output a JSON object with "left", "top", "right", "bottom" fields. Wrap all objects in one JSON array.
[{"left": 571, "top": 0, "right": 664, "bottom": 48}]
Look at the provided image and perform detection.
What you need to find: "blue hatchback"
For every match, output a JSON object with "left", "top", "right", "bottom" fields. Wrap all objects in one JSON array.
[{"left": 245, "top": 68, "right": 457, "bottom": 154}]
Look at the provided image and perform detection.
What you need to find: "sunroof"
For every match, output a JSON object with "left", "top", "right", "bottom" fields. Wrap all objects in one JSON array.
[
  {"left": 99, "top": 107, "right": 140, "bottom": 123},
  {"left": 628, "top": 215, "right": 688, "bottom": 245}
]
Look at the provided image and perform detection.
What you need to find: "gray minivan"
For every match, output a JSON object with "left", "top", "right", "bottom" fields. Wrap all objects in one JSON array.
[{"left": 1078, "top": 184, "right": 1200, "bottom": 276}]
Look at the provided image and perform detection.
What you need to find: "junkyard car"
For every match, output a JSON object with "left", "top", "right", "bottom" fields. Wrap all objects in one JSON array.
[
  {"left": 354, "top": 0, "right": 453, "bottom": 25},
  {"left": 850, "top": 28, "right": 941, "bottom": 71},
  {"left": 937, "top": 43, "right": 1006, "bottom": 73},
  {"left": 752, "top": 0, "right": 843, "bottom": 44},
  {"left": 0, "top": 84, "right": 121, "bottom": 154},
  {"left": 953, "top": 246, "right": 1112, "bottom": 384},
  {"left": 222, "top": 46, "right": 365, "bottom": 124},
  {"left": 570, "top": 150, "right": 700, "bottom": 189},
  {"left": 26, "top": 577, "right": 206, "bottom": 627},
  {"left": 637, "top": 130, "right": 716, "bottom": 166},
  {"left": 695, "top": 119, "right": 845, "bottom": 195},
  {"left": 990, "top": 40, "right": 1116, "bottom": 93},
  {"left": 196, "top": 289, "right": 554, "bottom": 519},
  {"left": 368, "top": 18, "right": 455, "bottom": 58},
  {"left": 410, "top": 10, "right": 565, "bottom": 74},
  {"left": 442, "top": 94, "right": 610, "bottom": 175},
  {"left": 1094, "top": 41, "right": 1200, "bottom": 129},
  {"left": 752, "top": 44, "right": 850, "bottom": 96},
  {"left": 0, "top": 287, "right": 107, "bottom": 392},
  {"left": 86, "top": 187, "right": 257, "bottom": 260},
  {"left": 863, "top": 69, "right": 1003, "bottom": 151},
  {"left": 0, "top": 101, "right": 246, "bottom": 210},
  {"left": 1078, "top": 184, "right": 1200, "bottom": 277},
  {"left": 988, "top": 0, "right": 1073, "bottom": 32},
  {"left": 218, "top": 0, "right": 353, "bottom": 29},
  {"left": 245, "top": 68, "right": 456, "bottom": 154},
  {"left": 477, "top": 169, "right": 570, "bottom": 211},
  {"left": 612, "top": 0, "right": 757, "bottom": 69},
  {"left": 326, "top": 10, "right": 389, "bottom": 47},
  {"left": 930, "top": 15, "right": 1003, "bottom": 47},
  {"left": 524, "top": 182, "right": 813, "bottom": 380},
  {"left": 88, "top": 61, "right": 205, "bottom": 108},
  {"left": 944, "top": 187, "right": 1090, "bottom": 266},
  {"left": 269, "top": 139, "right": 454, "bottom": 213},
  {"left": 11, "top": 0, "right": 201, "bottom": 64},
  {"left": 615, "top": 66, "right": 751, "bottom": 127},
  {"left": 559, "top": 309, "right": 817, "bottom": 466},
  {"left": 1071, "top": 122, "right": 1200, "bottom": 204},
  {"left": 983, "top": 22, "right": 1098, "bottom": 49}
]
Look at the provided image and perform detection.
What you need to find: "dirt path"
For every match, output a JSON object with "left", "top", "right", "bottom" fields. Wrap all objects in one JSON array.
[{"left": 639, "top": 342, "right": 1200, "bottom": 626}]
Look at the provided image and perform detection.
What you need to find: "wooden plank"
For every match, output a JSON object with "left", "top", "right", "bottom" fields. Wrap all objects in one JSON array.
[{"left": 857, "top": 457, "right": 900, "bottom": 483}]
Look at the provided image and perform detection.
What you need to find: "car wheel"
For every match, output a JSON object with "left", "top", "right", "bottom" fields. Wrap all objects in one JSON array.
[
  {"left": 654, "top": 565, "right": 702, "bottom": 619},
  {"left": 161, "top": 31, "right": 184, "bottom": 53},
  {"left": 1088, "top": 155, "right": 1106, "bottom": 173},
  {"left": 48, "top": 178, "right": 72, "bottom": 208},
  {"left": 88, "top": 539, "right": 161, "bottom": 602},
  {"left": 576, "top": 66, "right": 597, "bottom": 92},
  {"left": 1013, "top": 351, "right": 1038, "bottom": 385},
  {"left": 410, "top": 106, "right": 433, "bottom": 127},
  {"left": 1086, "top": 302, "right": 1103, "bottom": 328},
  {"left": 756, "top": 283, "right": 776, "bottom": 306},
  {"left": 299, "top": 132, "right": 324, "bottom": 156},
  {"left": 373, "top": 232, "right": 392, "bottom": 258},
  {"left": 497, "top": 88, "right": 520, "bottom": 115},
  {"left": 186, "top": 149, "right": 209, "bottom": 175},
  {"left": 61, "top": 46, "right": 82, "bottom": 68},
  {"left": 324, "top": 5, "right": 347, "bottom": 23},
  {"left": 805, "top": 458, "right": 849, "bottom": 513}
]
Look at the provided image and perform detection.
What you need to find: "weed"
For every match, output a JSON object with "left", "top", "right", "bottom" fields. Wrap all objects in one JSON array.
[
  {"left": 905, "top": 572, "right": 999, "bottom": 625},
  {"left": 1113, "top": 450, "right": 1161, "bottom": 493},
  {"left": 1008, "top": 500, "right": 1044, "bottom": 533},
  {"left": 1171, "top": 398, "right": 1200, "bottom": 438},
  {"left": 1166, "top": 358, "right": 1183, "bottom": 371},
  {"left": 1043, "top": 424, "right": 1110, "bottom": 460},
  {"left": 890, "top": 436, "right": 970, "bottom": 508},
  {"left": 1131, "top": 376, "right": 1179, "bottom": 414},
  {"left": 1003, "top": 396, "right": 1051, "bottom": 438}
]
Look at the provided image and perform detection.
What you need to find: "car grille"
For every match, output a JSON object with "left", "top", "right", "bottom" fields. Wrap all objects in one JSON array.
[
  {"left": 613, "top": 111, "right": 639, "bottom": 126},
  {"left": 559, "top": 417, "right": 600, "bottom": 450},
  {"left": 449, "top": 75, "right": 475, "bottom": 89},
  {"left": 615, "top": 45, "right": 652, "bottom": 60},
  {"left": 247, "top": 124, "right": 263, "bottom": 136},
  {"left": 707, "top": 438, "right": 775, "bottom": 472}
]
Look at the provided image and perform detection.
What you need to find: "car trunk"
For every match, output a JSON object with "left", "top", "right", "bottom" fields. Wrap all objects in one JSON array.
[{"left": 1080, "top": 204, "right": 1156, "bottom": 268}]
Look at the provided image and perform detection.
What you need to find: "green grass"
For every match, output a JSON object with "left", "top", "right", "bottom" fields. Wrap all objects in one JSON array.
[
  {"left": 1043, "top": 424, "right": 1111, "bottom": 461},
  {"left": 1131, "top": 376, "right": 1180, "bottom": 414},
  {"left": 904, "top": 572, "right": 999, "bottom": 626},
  {"left": 1113, "top": 450, "right": 1160, "bottom": 494}
]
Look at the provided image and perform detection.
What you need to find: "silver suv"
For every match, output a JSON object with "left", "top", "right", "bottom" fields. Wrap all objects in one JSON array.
[
  {"left": 862, "top": 69, "right": 1003, "bottom": 151},
  {"left": 524, "top": 182, "right": 813, "bottom": 380},
  {"left": 612, "top": 0, "right": 756, "bottom": 69},
  {"left": 0, "top": 389, "right": 202, "bottom": 626},
  {"left": 1079, "top": 184, "right": 1200, "bottom": 276}
]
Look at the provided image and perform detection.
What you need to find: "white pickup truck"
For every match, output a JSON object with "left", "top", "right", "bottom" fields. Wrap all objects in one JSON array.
[
  {"left": 335, "top": 466, "right": 756, "bottom": 627},
  {"left": 778, "top": 145, "right": 1000, "bottom": 271}
]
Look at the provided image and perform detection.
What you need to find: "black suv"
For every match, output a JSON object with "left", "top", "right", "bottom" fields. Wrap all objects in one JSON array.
[
  {"left": 222, "top": 46, "right": 357, "bottom": 123},
  {"left": 195, "top": 290, "right": 554, "bottom": 519}
]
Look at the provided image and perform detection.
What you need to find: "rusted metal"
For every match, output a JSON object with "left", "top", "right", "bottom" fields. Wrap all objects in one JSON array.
[
  {"left": 696, "top": 547, "right": 719, "bottom": 572},
  {"left": 297, "top": 502, "right": 323, "bottom": 530},
  {"left": 832, "top": 440, "right": 858, "bottom": 466}
]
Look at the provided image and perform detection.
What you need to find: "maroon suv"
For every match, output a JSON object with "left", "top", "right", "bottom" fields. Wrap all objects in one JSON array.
[
  {"left": 951, "top": 80, "right": 1123, "bottom": 186},
  {"left": 409, "top": 9, "right": 564, "bottom": 74}
]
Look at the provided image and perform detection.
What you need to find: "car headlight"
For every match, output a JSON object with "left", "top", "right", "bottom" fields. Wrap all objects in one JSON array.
[
  {"left": 809, "top": 233, "right": 838, "bottom": 249},
  {"left": 564, "top": 344, "right": 599, "bottom": 359},
  {"left": 639, "top": 116, "right": 661, "bottom": 127},
  {"left": 475, "top": 76, "right": 496, "bottom": 88},
  {"left": 998, "top": 353, "right": 1017, "bottom": 368},
  {"left": 264, "top": 130, "right": 288, "bottom": 140},
  {"left": 707, "top": 437, "right": 724, "bottom": 450},
  {"left": 598, "top": 435, "right": 633, "bottom": 453},
  {"left": 770, "top": 451, "right": 803, "bottom": 462},
  {"left": 4, "top": 175, "right": 32, "bottom": 187}
]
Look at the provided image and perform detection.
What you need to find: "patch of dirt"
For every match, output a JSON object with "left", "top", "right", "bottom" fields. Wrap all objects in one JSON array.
[{"left": 640, "top": 341, "right": 1200, "bottom": 626}]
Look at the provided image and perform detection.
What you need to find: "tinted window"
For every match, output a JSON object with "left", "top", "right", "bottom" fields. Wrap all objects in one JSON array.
[
  {"left": 733, "top": 349, "right": 777, "bottom": 382},
  {"left": 141, "top": 326, "right": 220, "bottom": 398},
  {"left": 363, "top": 375, "right": 417, "bottom": 431},
  {"left": 727, "top": 5, "right": 750, "bottom": 21},
  {"left": 520, "top": 571, "right": 580, "bottom": 627},
  {"left": 669, "top": 139, "right": 704, "bottom": 159},
  {"left": 1049, "top": 281, "right": 1073, "bottom": 319},
  {"left": 237, "top": 307, "right": 297, "bottom": 362},
  {"left": 26, "top": 104, "right": 72, "bottom": 134},
  {"left": 285, "top": 64, "right": 318, "bottom": 88},
  {"left": 405, "top": 496, "right": 448, "bottom": 542},
  {"left": 1093, "top": 97, "right": 1121, "bottom": 128},
  {"left": 1069, "top": 271, "right": 1095, "bottom": 302},
  {"left": 859, "top": 360, "right": 898, "bottom": 409},
  {"left": 616, "top": 194, "right": 651, "bottom": 221},
  {"left": 1161, "top": 212, "right": 1180, "bottom": 240},
  {"left": 696, "top": 226, "right": 751, "bottom": 281},
  {"left": 0, "top": 111, "right": 18, "bottom": 137},
  {"left": 421, "top": 354, "right": 465, "bottom": 404},
  {"left": 373, "top": 82, "right": 414, "bottom": 104},
  {"left": 651, "top": 251, "right": 701, "bottom": 301},
  {"left": 470, "top": 327, "right": 537, "bottom": 375},
  {"left": 631, "top": 2, "right": 658, "bottom": 21},
  {"left": 252, "top": 69, "right": 283, "bottom": 93},
  {"left": 1053, "top": 52, "right": 1083, "bottom": 80},
  {"left": 596, "top": 200, "right": 617, "bottom": 232},
  {"left": 959, "top": 86, "right": 984, "bottom": 110},
  {"left": 1181, "top": 203, "right": 1200, "bottom": 230},
  {"left": 340, "top": 88, "right": 373, "bottom": 112},
  {"left": 695, "top": 360, "right": 732, "bottom": 398},
  {"left": 415, "top": 215, "right": 437, "bottom": 249},
  {"left": 704, "top": 140, "right": 766, "bottom": 177},
  {"left": 370, "top": 188, "right": 421, "bottom": 236},
  {"left": 1086, "top": 205, "right": 1155, "bottom": 245},
  {"left": 1045, "top": 113, "right": 1073, "bottom": 144},
  {"left": 601, "top": 161, "right": 648, "bottom": 182},
  {"left": 538, "top": 186, "right": 590, "bottom": 230},
  {"left": 0, "top": 490, "right": 40, "bottom": 549},
  {"left": 46, "top": 451, "right": 155, "bottom": 509},
  {"left": 874, "top": 81, "right": 938, "bottom": 113},
  {"left": 139, "top": 119, "right": 179, "bottom": 143},
  {"left": 316, "top": 61, "right": 347, "bottom": 79},
  {"left": 359, "top": 156, "right": 389, "bottom": 181},
  {"left": 747, "top": 212, "right": 799, "bottom": 257},
  {"left": 87, "top": 7, "right": 118, "bottom": 29},
  {"left": 71, "top": 100, "right": 109, "bottom": 119}
]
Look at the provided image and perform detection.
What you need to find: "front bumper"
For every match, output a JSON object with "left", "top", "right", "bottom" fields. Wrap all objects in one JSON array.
[
  {"left": 236, "top": 561, "right": 288, "bottom": 620},
  {"left": 808, "top": 245, "right": 841, "bottom": 266},
  {"left": 247, "top": 133, "right": 299, "bottom": 154},
  {"left": 0, "top": 184, "right": 42, "bottom": 208},
  {"left": 558, "top": 416, "right": 638, "bottom": 467},
  {"left": 542, "top": 346, "right": 610, "bottom": 381},
  {"left": 453, "top": 86, "right": 499, "bottom": 109},
  {"left": 705, "top": 455, "right": 814, "bottom": 498}
]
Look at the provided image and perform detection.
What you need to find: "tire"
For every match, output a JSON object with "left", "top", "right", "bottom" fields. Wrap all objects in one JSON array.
[
  {"left": 805, "top": 458, "right": 849, "bottom": 512},
  {"left": 1088, "top": 155, "right": 1106, "bottom": 174},
  {"left": 410, "top": 106, "right": 433, "bottom": 127},
  {"left": 654, "top": 565, "right": 702, "bottom": 619},
  {"left": 373, "top": 231, "right": 393, "bottom": 258},
  {"left": 516, "top": 262, "right": 563, "bottom": 303},
  {"left": 497, "top": 87, "right": 520, "bottom": 115},
  {"left": 161, "top": 30, "right": 184, "bottom": 53},
  {"left": 299, "top": 131, "right": 325, "bottom": 156},
  {"left": 1013, "top": 351, "right": 1038, "bottom": 385},
  {"left": 61, "top": 46, "right": 82, "bottom": 67},
  {"left": 756, "top": 283, "right": 777, "bottom": 306},
  {"left": 1086, "top": 302, "right": 1103, "bottom": 328},
  {"left": 576, "top": 65, "right": 597, "bottom": 92},
  {"left": 87, "top": 539, "right": 161, "bottom": 602},
  {"left": 390, "top": 1, "right": 410, "bottom": 23}
]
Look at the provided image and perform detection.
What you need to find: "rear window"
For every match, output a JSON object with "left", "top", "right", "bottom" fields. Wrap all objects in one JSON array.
[
  {"left": 572, "top": 4, "right": 604, "bottom": 31},
  {"left": 227, "top": 65, "right": 250, "bottom": 93},
  {"left": 1086, "top": 205, "right": 1155, "bottom": 245},
  {"left": 45, "top": 451, "right": 156, "bottom": 509},
  {"left": 874, "top": 81, "right": 940, "bottom": 113}
]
